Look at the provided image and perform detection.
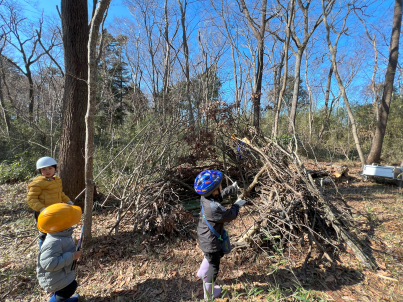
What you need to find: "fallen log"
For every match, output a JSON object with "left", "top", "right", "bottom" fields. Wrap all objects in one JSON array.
[{"left": 333, "top": 165, "right": 349, "bottom": 179}]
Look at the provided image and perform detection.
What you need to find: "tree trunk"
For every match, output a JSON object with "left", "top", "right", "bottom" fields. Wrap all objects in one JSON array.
[
  {"left": 211, "top": 0, "right": 241, "bottom": 114},
  {"left": 162, "top": 0, "right": 170, "bottom": 120},
  {"left": 27, "top": 69, "right": 34, "bottom": 122},
  {"left": 238, "top": 0, "right": 268, "bottom": 130},
  {"left": 83, "top": 0, "right": 111, "bottom": 247},
  {"left": 304, "top": 58, "right": 314, "bottom": 143},
  {"left": 178, "top": 0, "right": 194, "bottom": 126},
  {"left": 318, "top": 64, "right": 334, "bottom": 142},
  {"left": 287, "top": 0, "right": 330, "bottom": 134},
  {"left": 367, "top": 0, "right": 402, "bottom": 164},
  {"left": 253, "top": 40, "right": 265, "bottom": 128},
  {"left": 288, "top": 49, "right": 303, "bottom": 134},
  {"left": 273, "top": 0, "right": 294, "bottom": 137},
  {"left": 58, "top": 0, "right": 88, "bottom": 206},
  {"left": 0, "top": 60, "right": 11, "bottom": 136}
]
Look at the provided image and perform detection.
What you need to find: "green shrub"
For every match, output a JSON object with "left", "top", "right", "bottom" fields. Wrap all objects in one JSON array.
[{"left": 0, "top": 155, "right": 37, "bottom": 184}]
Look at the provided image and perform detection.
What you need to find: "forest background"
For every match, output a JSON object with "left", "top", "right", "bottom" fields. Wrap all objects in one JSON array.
[
  {"left": 0, "top": 0, "right": 402, "bottom": 187},
  {"left": 1, "top": 0, "right": 403, "bottom": 301}
]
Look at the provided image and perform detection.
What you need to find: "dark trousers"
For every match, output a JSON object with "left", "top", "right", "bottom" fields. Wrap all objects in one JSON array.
[
  {"left": 55, "top": 280, "right": 78, "bottom": 301},
  {"left": 34, "top": 211, "right": 47, "bottom": 241},
  {"left": 204, "top": 251, "right": 224, "bottom": 283}
]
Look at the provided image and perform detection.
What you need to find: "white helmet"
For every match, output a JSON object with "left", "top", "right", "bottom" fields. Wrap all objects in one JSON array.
[{"left": 36, "top": 157, "right": 58, "bottom": 170}]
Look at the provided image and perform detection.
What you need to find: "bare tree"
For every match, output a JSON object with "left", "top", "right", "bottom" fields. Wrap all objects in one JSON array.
[
  {"left": 237, "top": 0, "right": 272, "bottom": 129},
  {"left": 161, "top": 0, "right": 179, "bottom": 120},
  {"left": 0, "top": 34, "right": 11, "bottom": 136},
  {"left": 318, "top": 62, "right": 334, "bottom": 143},
  {"left": 367, "top": 0, "right": 402, "bottom": 164},
  {"left": 58, "top": 0, "right": 88, "bottom": 204},
  {"left": 177, "top": 0, "right": 194, "bottom": 126},
  {"left": 322, "top": 1, "right": 366, "bottom": 167},
  {"left": 355, "top": 11, "right": 379, "bottom": 122},
  {"left": 272, "top": 0, "right": 295, "bottom": 137},
  {"left": 210, "top": 0, "right": 243, "bottom": 115},
  {"left": 304, "top": 50, "right": 315, "bottom": 143},
  {"left": 288, "top": 0, "right": 330, "bottom": 134},
  {"left": 83, "top": 0, "right": 111, "bottom": 246},
  {"left": 0, "top": 2, "right": 60, "bottom": 122}
]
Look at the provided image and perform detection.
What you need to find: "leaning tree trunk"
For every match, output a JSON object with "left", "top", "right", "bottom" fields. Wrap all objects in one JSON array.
[
  {"left": 83, "top": 0, "right": 111, "bottom": 247},
  {"left": 58, "top": 0, "right": 88, "bottom": 206},
  {"left": 367, "top": 0, "right": 402, "bottom": 164}
]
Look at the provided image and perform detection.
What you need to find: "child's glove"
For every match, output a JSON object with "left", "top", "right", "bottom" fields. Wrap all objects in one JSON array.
[
  {"left": 234, "top": 199, "right": 246, "bottom": 207},
  {"left": 67, "top": 200, "right": 74, "bottom": 205},
  {"left": 232, "top": 182, "right": 238, "bottom": 191}
]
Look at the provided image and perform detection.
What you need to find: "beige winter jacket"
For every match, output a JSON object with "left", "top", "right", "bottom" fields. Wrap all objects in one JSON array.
[{"left": 27, "top": 176, "right": 70, "bottom": 212}]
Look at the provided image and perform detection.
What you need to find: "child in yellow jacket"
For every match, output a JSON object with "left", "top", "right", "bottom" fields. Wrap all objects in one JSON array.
[{"left": 27, "top": 157, "right": 73, "bottom": 248}]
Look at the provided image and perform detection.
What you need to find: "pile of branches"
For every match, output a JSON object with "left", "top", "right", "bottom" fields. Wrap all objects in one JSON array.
[
  {"left": 98, "top": 107, "right": 376, "bottom": 270},
  {"left": 220, "top": 133, "right": 377, "bottom": 270}
]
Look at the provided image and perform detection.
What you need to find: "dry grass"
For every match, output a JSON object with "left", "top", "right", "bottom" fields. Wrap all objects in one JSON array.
[{"left": 1, "top": 162, "right": 403, "bottom": 301}]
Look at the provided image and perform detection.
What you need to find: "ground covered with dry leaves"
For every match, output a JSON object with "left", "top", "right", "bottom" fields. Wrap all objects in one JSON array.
[{"left": 1, "top": 161, "right": 403, "bottom": 301}]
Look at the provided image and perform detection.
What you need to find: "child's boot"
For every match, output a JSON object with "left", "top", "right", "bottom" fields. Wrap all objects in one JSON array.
[
  {"left": 197, "top": 258, "right": 209, "bottom": 279},
  {"left": 48, "top": 293, "right": 79, "bottom": 302},
  {"left": 48, "top": 294, "right": 57, "bottom": 302},
  {"left": 203, "top": 280, "right": 221, "bottom": 300},
  {"left": 65, "top": 294, "right": 79, "bottom": 302}
]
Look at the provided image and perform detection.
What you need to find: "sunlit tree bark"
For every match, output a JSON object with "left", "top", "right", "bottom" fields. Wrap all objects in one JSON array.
[
  {"left": 367, "top": 0, "right": 402, "bottom": 164},
  {"left": 58, "top": 0, "right": 88, "bottom": 205}
]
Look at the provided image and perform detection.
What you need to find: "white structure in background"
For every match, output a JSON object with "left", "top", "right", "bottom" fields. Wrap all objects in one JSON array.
[{"left": 361, "top": 164, "right": 403, "bottom": 186}]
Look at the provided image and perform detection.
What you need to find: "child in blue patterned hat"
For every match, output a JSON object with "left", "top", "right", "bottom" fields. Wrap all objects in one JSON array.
[{"left": 194, "top": 170, "right": 246, "bottom": 300}]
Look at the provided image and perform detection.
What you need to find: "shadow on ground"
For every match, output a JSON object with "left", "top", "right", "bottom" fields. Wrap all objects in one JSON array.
[{"left": 81, "top": 260, "right": 364, "bottom": 302}]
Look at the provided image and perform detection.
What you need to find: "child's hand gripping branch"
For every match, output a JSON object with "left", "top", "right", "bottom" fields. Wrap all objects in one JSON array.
[
  {"left": 37, "top": 203, "right": 82, "bottom": 302},
  {"left": 234, "top": 198, "right": 246, "bottom": 207}
]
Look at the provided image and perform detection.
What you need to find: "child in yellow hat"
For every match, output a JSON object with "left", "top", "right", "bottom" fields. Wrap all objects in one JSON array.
[{"left": 37, "top": 203, "right": 82, "bottom": 302}]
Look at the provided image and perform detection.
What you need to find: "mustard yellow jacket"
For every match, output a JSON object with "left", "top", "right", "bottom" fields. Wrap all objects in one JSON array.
[{"left": 27, "top": 176, "right": 70, "bottom": 212}]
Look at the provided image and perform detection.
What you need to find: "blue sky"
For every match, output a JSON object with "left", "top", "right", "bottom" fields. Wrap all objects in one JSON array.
[
  {"left": 25, "top": 0, "right": 131, "bottom": 23},
  {"left": 13, "top": 0, "right": 401, "bottom": 110}
]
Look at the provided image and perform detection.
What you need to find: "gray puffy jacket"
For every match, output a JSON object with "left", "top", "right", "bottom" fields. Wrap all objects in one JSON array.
[{"left": 37, "top": 227, "right": 76, "bottom": 292}]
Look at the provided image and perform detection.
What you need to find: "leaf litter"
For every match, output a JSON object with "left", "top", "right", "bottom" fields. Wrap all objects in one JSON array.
[{"left": 1, "top": 162, "right": 403, "bottom": 301}]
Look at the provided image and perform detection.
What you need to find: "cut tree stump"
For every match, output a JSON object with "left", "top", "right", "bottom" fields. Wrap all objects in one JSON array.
[{"left": 332, "top": 165, "right": 349, "bottom": 179}]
